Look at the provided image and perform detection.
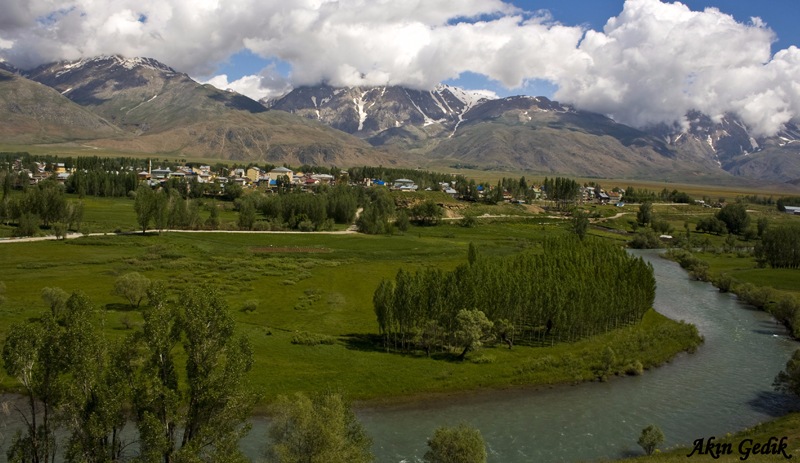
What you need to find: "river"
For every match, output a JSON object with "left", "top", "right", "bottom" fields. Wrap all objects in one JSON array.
[
  {"left": 2, "top": 251, "right": 798, "bottom": 462},
  {"left": 338, "top": 250, "right": 799, "bottom": 462}
]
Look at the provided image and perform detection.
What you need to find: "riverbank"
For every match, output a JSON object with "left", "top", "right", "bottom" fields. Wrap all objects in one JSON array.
[{"left": 622, "top": 412, "right": 800, "bottom": 462}]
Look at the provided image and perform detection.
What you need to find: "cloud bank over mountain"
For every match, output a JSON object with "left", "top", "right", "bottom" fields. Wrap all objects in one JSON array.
[{"left": 0, "top": 0, "right": 798, "bottom": 135}]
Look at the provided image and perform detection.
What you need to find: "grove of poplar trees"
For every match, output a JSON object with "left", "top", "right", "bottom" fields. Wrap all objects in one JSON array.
[{"left": 373, "top": 236, "right": 656, "bottom": 352}]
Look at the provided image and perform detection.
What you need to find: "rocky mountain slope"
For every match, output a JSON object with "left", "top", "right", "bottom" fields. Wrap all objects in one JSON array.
[
  {"left": 268, "top": 82, "right": 800, "bottom": 182},
  {"left": 23, "top": 56, "right": 383, "bottom": 164},
  {"left": 0, "top": 68, "right": 120, "bottom": 144},
  {"left": 4, "top": 54, "right": 798, "bottom": 181}
]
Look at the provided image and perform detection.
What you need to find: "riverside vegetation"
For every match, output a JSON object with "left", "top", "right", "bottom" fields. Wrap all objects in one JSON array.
[{"left": 5, "top": 160, "right": 800, "bottom": 461}]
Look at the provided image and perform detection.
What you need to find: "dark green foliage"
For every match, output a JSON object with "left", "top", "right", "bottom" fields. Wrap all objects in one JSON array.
[
  {"left": 267, "top": 391, "right": 374, "bottom": 463},
  {"left": 375, "top": 237, "right": 656, "bottom": 351},
  {"left": 629, "top": 229, "right": 662, "bottom": 249},
  {"left": 571, "top": 210, "right": 590, "bottom": 240},
  {"left": 774, "top": 349, "right": 800, "bottom": 397},
  {"left": 637, "top": 424, "right": 665, "bottom": 456},
  {"left": 756, "top": 224, "right": 800, "bottom": 268},
  {"left": 637, "top": 202, "right": 653, "bottom": 226},
  {"left": 716, "top": 203, "right": 751, "bottom": 235},
  {"left": 777, "top": 196, "right": 800, "bottom": 212},
  {"left": 411, "top": 200, "right": 444, "bottom": 226},
  {"left": 543, "top": 177, "right": 579, "bottom": 206},
  {"left": 2, "top": 292, "right": 130, "bottom": 463},
  {"left": 695, "top": 216, "right": 728, "bottom": 235},
  {"left": 424, "top": 423, "right": 487, "bottom": 463}
]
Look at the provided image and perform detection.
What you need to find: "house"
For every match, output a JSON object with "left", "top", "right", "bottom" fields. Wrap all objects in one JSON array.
[
  {"left": 151, "top": 168, "right": 171, "bottom": 180},
  {"left": 784, "top": 206, "right": 800, "bottom": 215},
  {"left": 311, "top": 173, "right": 335, "bottom": 185},
  {"left": 393, "top": 178, "right": 418, "bottom": 191},
  {"left": 269, "top": 167, "right": 294, "bottom": 183},
  {"left": 246, "top": 167, "right": 262, "bottom": 183}
]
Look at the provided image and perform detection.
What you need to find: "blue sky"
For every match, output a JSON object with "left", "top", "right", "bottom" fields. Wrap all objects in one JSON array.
[{"left": 210, "top": 1, "right": 800, "bottom": 99}]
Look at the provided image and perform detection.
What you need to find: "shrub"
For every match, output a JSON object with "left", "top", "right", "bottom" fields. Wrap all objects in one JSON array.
[
  {"left": 638, "top": 425, "right": 665, "bottom": 456},
  {"left": 290, "top": 331, "right": 335, "bottom": 346}
]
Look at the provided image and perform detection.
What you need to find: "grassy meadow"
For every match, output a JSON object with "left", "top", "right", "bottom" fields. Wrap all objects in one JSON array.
[{"left": 0, "top": 196, "right": 703, "bottom": 407}]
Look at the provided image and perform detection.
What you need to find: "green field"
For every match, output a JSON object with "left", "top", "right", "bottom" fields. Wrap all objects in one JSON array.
[{"left": 0, "top": 211, "right": 702, "bottom": 407}]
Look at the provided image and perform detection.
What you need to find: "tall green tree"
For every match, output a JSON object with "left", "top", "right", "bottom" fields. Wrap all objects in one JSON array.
[
  {"left": 716, "top": 203, "right": 750, "bottom": 235},
  {"left": 134, "top": 185, "right": 157, "bottom": 234},
  {"left": 637, "top": 202, "right": 653, "bottom": 226},
  {"left": 178, "top": 290, "right": 257, "bottom": 461},
  {"left": 267, "top": 391, "right": 374, "bottom": 463},
  {"left": 423, "top": 423, "right": 487, "bottom": 463}
]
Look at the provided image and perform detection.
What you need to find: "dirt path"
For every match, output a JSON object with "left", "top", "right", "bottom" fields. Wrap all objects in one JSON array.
[{"left": 0, "top": 209, "right": 368, "bottom": 245}]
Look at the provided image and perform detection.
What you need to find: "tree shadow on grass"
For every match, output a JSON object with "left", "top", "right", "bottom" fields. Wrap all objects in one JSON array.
[
  {"left": 105, "top": 302, "right": 137, "bottom": 312},
  {"left": 341, "top": 334, "right": 466, "bottom": 362},
  {"left": 341, "top": 333, "right": 385, "bottom": 353}
]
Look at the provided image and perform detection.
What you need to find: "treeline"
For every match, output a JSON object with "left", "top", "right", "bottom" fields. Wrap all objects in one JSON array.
[
  {"left": 2, "top": 286, "right": 256, "bottom": 463},
  {"left": 623, "top": 187, "right": 693, "bottom": 204},
  {"left": 778, "top": 196, "right": 800, "bottom": 211},
  {"left": 233, "top": 184, "right": 361, "bottom": 231},
  {"left": 542, "top": 177, "right": 580, "bottom": 202},
  {"left": 373, "top": 237, "right": 656, "bottom": 353},
  {"left": 0, "top": 180, "right": 84, "bottom": 237},
  {"left": 348, "top": 166, "right": 467, "bottom": 190},
  {"left": 756, "top": 224, "right": 800, "bottom": 269}
]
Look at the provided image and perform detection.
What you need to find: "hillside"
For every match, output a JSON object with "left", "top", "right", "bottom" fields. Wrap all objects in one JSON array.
[{"left": 0, "top": 69, "right": 120, "bottom": 144}]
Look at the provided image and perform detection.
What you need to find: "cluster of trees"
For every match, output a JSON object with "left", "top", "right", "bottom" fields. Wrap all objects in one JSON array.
[
  {"left": 623, "top": 187, "right": 693, "bottom": 204},
  {"left": 234, "top": 184, "right": 360, "bottom": 231},
  {"left": 2, "top": 286, "right": 256, "bottom": 462},
  {"left": 542, "top": 177, "right": 580, "bottom": 204},
  {"left": 348, "top": 166, "right": 468, "bottom": 191},
  {"left": 756, "top": 224, "right": 800, "bottom": 268},
  {"left": 374, "top": 237, "right": 656, "bottom": 354},
  {"left": 2, "top": 274, "right": 494, "bottom": 463},
  {"left": 134, "top": 185, "right": 214, "bottom": 233},
  {"left": 777, "top": 196, "right": 800, "bottom": 212},
  {"left": 0, "top": 180, "right": 84, "bottom": 237}
]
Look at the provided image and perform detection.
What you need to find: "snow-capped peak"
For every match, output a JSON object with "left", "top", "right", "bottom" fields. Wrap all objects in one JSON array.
[
  {"left": 56, "top": 55, "right": 176, "bottom": 76},
  {"left": 434, "top": 83, "right": 496, "bottom": 108}
]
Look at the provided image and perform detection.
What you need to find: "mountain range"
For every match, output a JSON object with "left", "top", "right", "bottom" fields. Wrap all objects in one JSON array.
[{"left": 2, "top": 55, "right": 799, "bottom": 184}]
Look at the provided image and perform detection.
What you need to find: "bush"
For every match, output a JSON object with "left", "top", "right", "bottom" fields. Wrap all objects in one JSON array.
[
  {"left": 638, "top": 425, "right": 665, "bottom": 456},
  {"left": 713, "top": 274, "right": 734, "bottom": 293},
  {"left": 290, "top": 331, "right": 335, "bottom": 346}
]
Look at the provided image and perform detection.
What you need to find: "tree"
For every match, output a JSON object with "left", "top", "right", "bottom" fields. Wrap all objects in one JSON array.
[
  {"left": 424, "top": 423, "right": 487, "bottom": 463},
  {"left": 134, "top": 185, "right": 157, "bottom": 234},
  {"left": 571, "top": 210, "right": 590, "bottom": 240},
  {"left": 267, "top": 391, "right": 374, "bottom": 463},
  {"left": 774, "top": 349, "right": 800, "bottom": 398},
  {"left": 114, "top": 272, "right": 151, "bottom": 308},
  {"left": 637, "top": 202, "right": 653, "bottom": 226},
  {"left": 454, "top": 309, "right": 494, "bottom": 360},
  {"left": 716, "top": 203, "right": 750, "bottom": 235},
  {"left": 178, "top": 290, "right": 257, "bottom": 461},
  {"left": 637, "top": 424, "right": 664, "bottom": 456},
  {"left": 41, "top": 287, "right": 68, "bottom": 317},
  {"left": 411, "top": 200, "right": 443, "bottom": 226}
]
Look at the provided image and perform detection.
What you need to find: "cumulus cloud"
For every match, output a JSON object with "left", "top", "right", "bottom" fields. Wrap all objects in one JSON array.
[
  {"left": 201, "top": 65, "right": 292, "bottom": 101},
  {"left": 0, "top": 0, "right": 798, "bottom": 136},
  {"left": 555, "top": 0, "right": 791, "bottom": 136}
]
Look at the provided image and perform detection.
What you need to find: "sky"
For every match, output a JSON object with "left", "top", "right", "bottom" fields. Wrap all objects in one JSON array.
[{"left": 1, "top": 0, "right": 799, "bottom": 136}]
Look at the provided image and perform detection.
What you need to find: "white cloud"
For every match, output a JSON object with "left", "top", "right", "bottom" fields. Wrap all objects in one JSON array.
[
  {"left": 0, "top": 0, "right": 798, "bottom": 135},
  {"left": 201, "top": 66, "right": 292, "bottom": 101}
]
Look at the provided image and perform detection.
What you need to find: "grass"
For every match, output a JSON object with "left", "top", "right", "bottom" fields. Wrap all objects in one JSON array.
[
  {"left": 0, "top": 214, "right": 701, "bottom": 407},
  {"left": 622, "top": 412, "right": 800, "bottom": 462}
]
